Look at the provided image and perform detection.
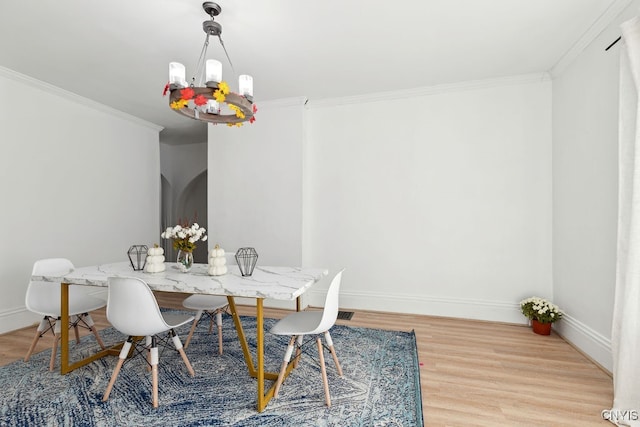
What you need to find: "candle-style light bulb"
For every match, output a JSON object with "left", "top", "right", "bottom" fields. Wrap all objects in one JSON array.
[
  {"left": 169, "top": 62, "right": 186, "bottom": 87},
  {"left": 206, "top": 60, "right": 222, "bottom": 85},
  {"left": 206, "top": 100, "right": 220, "bottom": 114},
  {"left": 238, "top": 75, "right": 253, "bottom": 97}
]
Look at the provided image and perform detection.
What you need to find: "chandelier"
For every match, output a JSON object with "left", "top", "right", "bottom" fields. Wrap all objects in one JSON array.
[{"left": 165, "top": 2, "right": 256, "bottom": 127}]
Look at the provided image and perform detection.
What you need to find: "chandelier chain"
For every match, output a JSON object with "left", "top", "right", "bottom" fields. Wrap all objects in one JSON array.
[
  {"left": 217, "top": 35, "right": 237, "bottom": 80},
  {"left": 193, "top": 34, "right": 211, "bottom": 87}
]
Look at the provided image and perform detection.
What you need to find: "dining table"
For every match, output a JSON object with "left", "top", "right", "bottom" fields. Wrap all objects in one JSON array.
[{"left": 31, "top": 261, "right": 328, "bottom": 412}]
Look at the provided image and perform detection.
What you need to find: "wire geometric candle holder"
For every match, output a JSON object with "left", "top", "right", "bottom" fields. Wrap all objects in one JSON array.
[
  {"left": 127, "top": 245, "right": 148, "bottom": 271},
  {"left": 235, "top": 247, "right": 258, "bottom": 277}
]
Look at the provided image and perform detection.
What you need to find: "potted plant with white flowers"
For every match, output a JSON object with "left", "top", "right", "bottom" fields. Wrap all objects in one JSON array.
[
  {"left": 519, "top": 296, "right": 563, "bottom": 335},
  {"left": 161, "top": 221, "right": 207, "bottom": 272}
]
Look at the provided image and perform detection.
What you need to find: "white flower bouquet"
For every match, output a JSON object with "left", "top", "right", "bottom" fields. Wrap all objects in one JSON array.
[{"left": 161, "top": 222, "right": 207, "bottom": 253}]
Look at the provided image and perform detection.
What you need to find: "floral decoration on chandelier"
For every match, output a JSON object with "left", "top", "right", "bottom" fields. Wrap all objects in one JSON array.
[{"left": 163, "top": 82, "right": 257, "bottom": 127}]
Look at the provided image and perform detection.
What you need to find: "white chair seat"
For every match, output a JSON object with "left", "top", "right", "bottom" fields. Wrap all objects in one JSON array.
[
  {"left": 269, "top": 311, "right": 323, "bottom": 336},
  {"left": 183, "top": 294, "right": 228, "bottom": 311},
  {"left": 161, "top": 312, "right": 196, "bottom": 329}
]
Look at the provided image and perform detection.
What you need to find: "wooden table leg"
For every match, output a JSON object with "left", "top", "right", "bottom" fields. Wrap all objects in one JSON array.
[
  {"left": 227, "top": 296, "right": 303, "bottom": 412},
  {"left": 59, "top": 283, "right": 121, "bottom": 375},
  {"left": 60, "top": 283, "right": 70, "bottom": 374}
]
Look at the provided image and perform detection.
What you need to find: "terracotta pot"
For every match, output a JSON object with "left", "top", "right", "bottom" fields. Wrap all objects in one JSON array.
[{"left": 532, "top": 319, "right": 552, "bottom": 335}]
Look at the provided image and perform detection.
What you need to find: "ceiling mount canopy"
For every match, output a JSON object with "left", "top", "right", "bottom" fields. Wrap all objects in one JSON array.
[{"left": 165, "top": 2, "right": 256, "bottom": 127}]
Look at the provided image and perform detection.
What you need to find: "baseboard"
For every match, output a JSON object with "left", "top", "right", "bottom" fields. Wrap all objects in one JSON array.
[
  {"left": 553, "top": 314, "right": 612, "bottom": 373},
  {"left": 0, "top": 307, "right": 39, "bottom": 335},
  {"left": 306, "top": 289, "right": 528, "bottom": 324}
]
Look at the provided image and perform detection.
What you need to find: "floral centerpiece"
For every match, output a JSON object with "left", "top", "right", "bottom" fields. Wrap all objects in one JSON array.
[
  {"left": 161, "top": 221, "right": 207, "bottom": 272},
  {"left": 520, "top": 296, "right": 563, "bottom": 335}
]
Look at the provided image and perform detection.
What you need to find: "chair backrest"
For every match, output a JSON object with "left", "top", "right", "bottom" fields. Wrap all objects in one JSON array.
[
  {"left": 25, "top": 258, "right": 75, "bottom": 316},
  {"left": 315, "top": 269, "right": 345, "bottom": 332},
  {"left": 106, "top": 277, "right": 170, "bottom": 337}
]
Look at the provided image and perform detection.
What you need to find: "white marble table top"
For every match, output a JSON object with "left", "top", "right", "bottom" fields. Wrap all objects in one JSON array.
[{"left": 32, "top": 262, "right": 329, "bottom": 301}]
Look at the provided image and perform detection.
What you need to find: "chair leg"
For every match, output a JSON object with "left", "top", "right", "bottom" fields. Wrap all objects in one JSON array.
[
  {"left": 24, "top": 318, "right": 49, "bottom": 362},
  {"left": 216, "top": 311, "right": 223, "bottom": 355},
  {"left": 324, "top": 331, "right": 343, "bottom": 376},
  {"left": 208, "top": 312, "right": 214, "bottom": 333},
  {"left": 183, "top": 310, "right": 202, "bottom": 349},
  {"left": 146, "top": 336, "right": 153, "bottom": 372},
  {"left": 103, "top": 338, "right": 133, "bottom": 402},
  {"left": 71, "top": 315, "right": 81, "bottom": 344},
  {"left": 83, "top": 313, "right": 106, "bottom": 349},
  {"left": 171, "top": 330, "right": 195, "bottom": 377},
  {"left": 150, "top": 336, "right": 159, "bottom": 408},
  {"left": 293, "top": 335, "right": 303, "bottom": 368},
  {"left": 274, "top": 335, "right": 297, "bottom": 397},
  {"left": 317, "top": 337, "right": 331, "bottom": 407}
]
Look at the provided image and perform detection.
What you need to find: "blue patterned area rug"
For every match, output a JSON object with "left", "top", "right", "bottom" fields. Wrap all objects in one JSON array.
[{"left": 0, "top": 312, "right": 423, "bottom": 426}]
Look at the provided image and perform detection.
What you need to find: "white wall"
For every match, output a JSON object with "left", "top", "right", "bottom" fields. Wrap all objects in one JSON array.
[
  {"left": 0, "top": 68, "right": 161, "bottom": 333},
  {"left": 552, "top": 2, "right": 640, "bottom": 371},
  {"left": 206, "top": 77, "right": 552, "bottom": 320},
  {"left": 207, "top": 98, "right": 306, "bottom": 266},
  {"left": 207, "top": 98, "right": 306, "bottom": 309},
  {"left": 303, "top": 77, "right": 553, "bottom": 322}
]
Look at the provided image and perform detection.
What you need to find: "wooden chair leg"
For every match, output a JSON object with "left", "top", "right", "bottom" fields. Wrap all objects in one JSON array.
[
  {"left": 324, "top": 331, "right": 343, "bottom": 376},
  {"left": 150, "top": 338, "right": 159, "bottom": 408},
  {"left": 177, "top": 348, "right": 195, "bottom": 377},
  {"left": 171, "top": 330, "right": 195, "bottom": 377},
  {"left": 216, "top": 311, "right": 223, "bottom": 355},
  {"left": 293, "top": 335, "right": 303, "bottom": 368},
  {"left": 183, "top": 311, "right": 202, "bottom": 350},
  {"left": 72, "top": 315, "right": 81, "bottom": 344},
  {"left": 83, "top": 314, "right": 106, "bottom": 349},
  {"left": 24, "top": 318, "right": 48, "bottom": 362},
  {"left": 317, "top": 337, "right": 331, "bottom": 407},
  {"left": 274, "top": 336, "right": 297, "bottom": 397},
  {"left": 146, "top": 336, "right": 153, "bottom": 372},
  {"left": 103, "top": 339, "right": 132, "bottom": 401},
  {"left": 91, "top": 326, "right": 106, "bottom": 349}
]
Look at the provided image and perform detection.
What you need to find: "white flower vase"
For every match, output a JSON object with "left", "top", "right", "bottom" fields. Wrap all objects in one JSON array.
[{"left": 177, "top": 250, "right": 194, "bottom": 272}]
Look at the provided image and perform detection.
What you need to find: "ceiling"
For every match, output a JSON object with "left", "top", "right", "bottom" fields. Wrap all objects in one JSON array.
[{"left": 0, "top": 0, "right": 623, "bottom": 145}]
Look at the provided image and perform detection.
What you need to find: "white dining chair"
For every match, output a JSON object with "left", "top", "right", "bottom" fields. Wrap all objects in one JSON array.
[
  {"left": 24, "top": 258, "right": 107, "bottom": 371},
  {"left": 102, "top": 276, "right": 195, "bottom": 408},
  {"left": 181, "top": 252, "right": 233, "bottom": 354},
  {"left": 269, "top": 269, "right": 345, "bottom": 407}
]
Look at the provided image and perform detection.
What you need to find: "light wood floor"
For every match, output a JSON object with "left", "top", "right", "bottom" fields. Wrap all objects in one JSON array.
[{"left": 1, "top": 292, "right": 613, "bottom": 426}]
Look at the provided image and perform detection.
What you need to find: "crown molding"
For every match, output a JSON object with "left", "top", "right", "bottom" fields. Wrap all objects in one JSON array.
[
  {"left": 550, "top": 0, "right": 634, "bottom": 78},
  {"left": 258, "top": 96, "right": 308, "bottom": 109},
  {"left": 307, "top": 73, "right": 550, "bottom": 108},
  {"left": 0, "top": 65, "right": 163, "bottom": 132}
]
